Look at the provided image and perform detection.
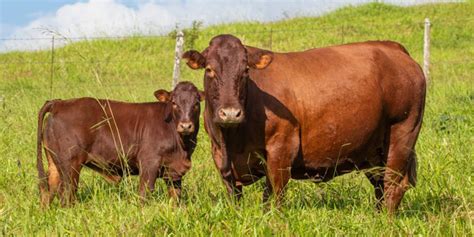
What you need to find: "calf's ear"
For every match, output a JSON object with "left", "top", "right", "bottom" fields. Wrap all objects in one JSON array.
[
  {"left": 245, "top": 46, "right": 273, "bottom": 69},
  {"left": 198, "top": 90, "right": 205, "bottom": 102},
  {"left": 154, "top": 89, "right": 171, "bottom": 102},
  {"left": 182, "top": 50, "right": 206, "bottom": 70}
]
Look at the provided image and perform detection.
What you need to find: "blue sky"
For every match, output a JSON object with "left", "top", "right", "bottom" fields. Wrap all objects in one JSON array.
[
  {"left": 1, "top": 0, "right": 72, "bottom": 36},
  {"left": 0, "top": 0, "right": 457, "bottom": 51},
  {"left": 0, "top": 0, "right": 137, "bottom": 38}
]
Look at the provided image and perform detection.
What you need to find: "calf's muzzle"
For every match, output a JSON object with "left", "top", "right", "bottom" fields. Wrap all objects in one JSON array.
[{"left": 177, "top": 122, "right": 194, "bottom": 135}]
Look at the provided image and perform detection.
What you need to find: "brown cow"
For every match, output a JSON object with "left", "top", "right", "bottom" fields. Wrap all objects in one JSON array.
[
  {"left": 37, "top": 81, "right": 203, "bottom": 207},
  {"left": 183, "top": 35, "right": 426, "bottom": 213}
]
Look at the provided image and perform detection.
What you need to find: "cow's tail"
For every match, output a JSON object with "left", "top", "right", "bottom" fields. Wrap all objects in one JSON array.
[
  {"left": 406, "top": 151, "right": 417, "bottom": 187},
  {"left": 37, "top": 100, "right": 57, "bottom": 201}
]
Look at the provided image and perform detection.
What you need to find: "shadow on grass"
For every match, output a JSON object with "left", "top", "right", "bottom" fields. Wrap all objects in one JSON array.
[
  {"left": 233, "top": 176, "right": 470, "bottom": 219},
  {"left": 400, "top": 192, "right": 469, "bottom": 218},
  {"left": 74, "top": 176, "right": 168, "bottom": 204}
]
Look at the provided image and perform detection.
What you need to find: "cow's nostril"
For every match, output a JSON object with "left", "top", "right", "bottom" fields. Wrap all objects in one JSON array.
[
  {"left": 235, "top": 109, "right": 242, "bottom": 118},
  {"left": 218, "top": 109, "right": 227, "bottom": 119}
]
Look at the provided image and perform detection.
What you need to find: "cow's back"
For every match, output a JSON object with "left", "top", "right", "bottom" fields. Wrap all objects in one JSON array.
[
  {"left": 44, "top": 98, "right": 174, "bottom": 163},
  {"left": 248, "top": 41, "right": 425, "bottom": 170}
]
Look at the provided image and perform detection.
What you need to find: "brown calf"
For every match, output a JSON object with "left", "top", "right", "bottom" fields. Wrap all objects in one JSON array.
[{"left": 37, "top": 81, "right": 203, "bottom": 207}]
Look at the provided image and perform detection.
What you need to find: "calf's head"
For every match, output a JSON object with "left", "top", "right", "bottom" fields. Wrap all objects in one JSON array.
[
  {"left": 182, "top": 34, "right": 273, "bottom": 127},
  {"left": 154, "top": 81, "right": 203, "bottom": 136}
]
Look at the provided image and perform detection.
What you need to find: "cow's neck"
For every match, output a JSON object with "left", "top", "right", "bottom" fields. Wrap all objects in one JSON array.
[
  {"left": 220, "top": 126, "right": 245, "bottom": 152},
  {"left": 178, "top": 134, "right": 197, "bottom": 156}
]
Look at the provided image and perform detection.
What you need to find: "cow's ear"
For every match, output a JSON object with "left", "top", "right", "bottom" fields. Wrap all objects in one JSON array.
[
  {"left": 182, "top": 50, "right": 206, "bottom": 70},
  {"left": 154, "top": 89, "right": 171, "bottom": 102},
  {"left": 246, "top": 46, "right": 273, "bottom": 69},
  {"left": 198, "top": 90, "right": 205, "bottom": 102}
]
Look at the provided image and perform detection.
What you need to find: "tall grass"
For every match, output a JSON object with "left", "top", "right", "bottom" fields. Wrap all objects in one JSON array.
[{"left": 0, "top": 2, "right": 472, "bottom": 235}]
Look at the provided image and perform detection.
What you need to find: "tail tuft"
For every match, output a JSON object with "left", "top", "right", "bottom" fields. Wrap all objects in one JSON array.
[{"left": 407, "top": 151, "right": 417, "bottom": 187}]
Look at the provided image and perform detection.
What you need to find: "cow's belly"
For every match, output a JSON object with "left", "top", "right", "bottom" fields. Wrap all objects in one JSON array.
[
  {"left": 86, "top": 139, "right": 140, "bottom": 175},
  {"left": 291, "top": 157, "right": 375, "bottom": 181},
  {"left": 300, "top": 114, "right": 384, "bottom": 168},
  {"left": 295, "top": 80, "right": 385, "bottom": 172}
]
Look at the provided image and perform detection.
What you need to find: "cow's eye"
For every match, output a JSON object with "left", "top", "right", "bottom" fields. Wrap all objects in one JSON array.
[{"left": 205, "top": 66, "right": 215, "bottom": 78}]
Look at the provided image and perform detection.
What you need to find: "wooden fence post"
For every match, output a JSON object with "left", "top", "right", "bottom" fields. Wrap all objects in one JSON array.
[
  {"left": 50, "top": 35, "right": 55, "bottom": 97},
  {"left": 423, "top": 18, "right": 430, "bottom": 83},
  {"left": 269, "top": 27, "right": 273, "bottom": 50},
  {"left": 341, "top": 23, "right": 345, "bottom": 44},
  {"left": 172, "top": 31, "right": 184, "bottom": 89}
]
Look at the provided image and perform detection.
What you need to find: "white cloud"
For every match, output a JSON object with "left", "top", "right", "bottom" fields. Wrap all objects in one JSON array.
[{"left": 0, "top": 0, "right": 461, "bottom": 52}]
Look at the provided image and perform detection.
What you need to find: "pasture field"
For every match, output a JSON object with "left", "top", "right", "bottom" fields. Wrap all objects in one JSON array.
[{"left": 0, "top": 2, "right": 473, "bottom": 236}]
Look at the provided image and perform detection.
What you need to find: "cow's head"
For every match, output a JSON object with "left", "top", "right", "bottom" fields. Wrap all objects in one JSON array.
[
  {"left": 154, "top": 81, "right": 204, "bottom": 135},
  {"left": 182, "top": 34, "right": 273, "bottom": 127}
]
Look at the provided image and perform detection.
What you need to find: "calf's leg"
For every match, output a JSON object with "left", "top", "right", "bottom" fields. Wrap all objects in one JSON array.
[
  {"left": 44, "top": 151, "right": 61, "bottom": 206},
  {"left": 57, "top": 157, "right": 83, "bottom": 207},
  {"left": 138, "top": 163, "right": 159, "bottom": 202}
]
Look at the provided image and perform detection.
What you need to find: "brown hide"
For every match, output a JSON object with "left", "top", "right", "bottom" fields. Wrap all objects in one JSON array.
[
  {"left": 37, "top": 82, "right": 202, "bottom": 207},
  {"left": 184, "top": 35, "right": 426, "bottom": 213}
]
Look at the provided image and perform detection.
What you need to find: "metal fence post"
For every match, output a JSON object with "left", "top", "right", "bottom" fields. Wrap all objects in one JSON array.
[
  {"left": 423, "top": 18, "right": 430, "bottom": 83},
  {"left": 172, "top": 31, "right": 184, "bottom": 89}
]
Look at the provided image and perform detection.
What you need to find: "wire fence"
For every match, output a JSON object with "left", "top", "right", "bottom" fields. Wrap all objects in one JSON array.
[{"left": 0, "top": 19, "right": 472, "bottom": 94}]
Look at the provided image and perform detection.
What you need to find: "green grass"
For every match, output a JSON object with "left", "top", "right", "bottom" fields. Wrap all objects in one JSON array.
[{"left": 1, "top": 2, "right": 473, "bottom": 236}]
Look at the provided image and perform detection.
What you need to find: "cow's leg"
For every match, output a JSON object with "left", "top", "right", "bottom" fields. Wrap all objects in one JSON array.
[
  {"left": 223, "top": 176, "right": 242, "bottom": 201},
  {"left": 264, "top": 129, "right": 299, "bottom": 206},
  {"left": 264, "top": 154, "right": 291, "bottom": 206},
  {"left": 138, "top": 164, "right": 159, "bottom": 202},
  {"left": 365, "top": 171, "right": 385, "bottom": 210},
  {"left": 57, "top": 157, "right": 82, "bottom": 207},
  {"left": 262, "top": 176, "right": 272, "bottom": 203},
  {"left": 211, "top": 144, "right": 242, "bottom": 201},
  {"left": 68, "top": 161, "right": 82, "bottom": 204},
  {"left": 384, "top": 116, "right": 421, "bottom": 214},
  {"left": 365, "top": 130, "right": 389, "bottom": 211},
  {"left": 166, "top": 179, "right": 182, "bottom": 200},
  {"left": 44, "top": 151, "right": 61, "bottom": 206}
]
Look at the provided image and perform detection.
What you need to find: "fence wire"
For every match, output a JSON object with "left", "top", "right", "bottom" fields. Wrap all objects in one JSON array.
[{"left": 0, "top": 20, "right": 471, "bottom": 93}]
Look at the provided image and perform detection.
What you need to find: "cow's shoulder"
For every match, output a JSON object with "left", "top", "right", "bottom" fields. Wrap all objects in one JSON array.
[{"left": 346, "top": 40, "right": 410, "bottom": 55}]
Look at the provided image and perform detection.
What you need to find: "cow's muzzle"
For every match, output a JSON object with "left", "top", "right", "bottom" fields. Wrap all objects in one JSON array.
[
  {"left": 177, "top": 122, "right": 194, "bottom": 135},
  {"left": 217, "top": 107, "right": 244, "bottom": 126}
]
